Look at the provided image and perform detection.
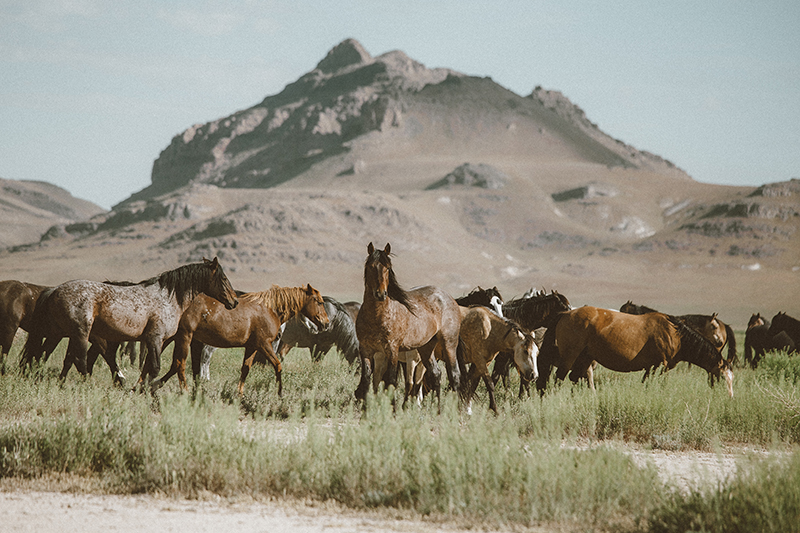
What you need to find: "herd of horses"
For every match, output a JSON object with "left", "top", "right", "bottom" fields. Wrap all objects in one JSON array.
[{"left": 1, "top": 243, "right": 799, "bottom": 412}]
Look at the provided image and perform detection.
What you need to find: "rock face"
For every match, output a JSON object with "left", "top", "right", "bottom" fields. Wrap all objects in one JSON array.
[{"left": 129, "top": 39, "right": 688, "bottom": 206}]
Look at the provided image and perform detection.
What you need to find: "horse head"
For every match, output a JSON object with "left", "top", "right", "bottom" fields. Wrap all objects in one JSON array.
[
  {"left": 203, "top": 257, "right": 238, "bottom": 310},
  {"left": 747, "top": 313, "right": 765, "bottom": 329},
  {"left": 301, "top": 284, "right": 330, "bottom": 331},
  {"left": 512, "top": 327, "right": 539, "bottom": 384},
  {"left": 364, "top": 242, "right": 391, "bottom": 301},
  {"left": 702, "top": 313, "right": 725, "bottom": 348}
]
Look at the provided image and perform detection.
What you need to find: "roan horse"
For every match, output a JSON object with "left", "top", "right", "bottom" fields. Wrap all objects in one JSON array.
[
  {"left": 22, "top": 258, "right": 238, "bottom": 384},
  {"left": 744, "top": 313, "right": 796, "bottom": 369},
  {"left": 458, "top": 305, "right": 538, "bottom": 413},
  {"left": 355, "top": 243, "right": 462, "bottom": 406},
  {"left": 275, "top": 295, "right": 359, "bottom": 365},
  {"left": 537, "top": 306, "right": 734, "bottom": 397},
  {"left": 151, "top": 284, "right": 329, "bottom": 395}
]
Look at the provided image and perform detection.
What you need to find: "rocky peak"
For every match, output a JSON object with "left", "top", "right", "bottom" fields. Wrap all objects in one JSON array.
[{"left": 315, "top": 38, "right": 372, "bottom": 74}]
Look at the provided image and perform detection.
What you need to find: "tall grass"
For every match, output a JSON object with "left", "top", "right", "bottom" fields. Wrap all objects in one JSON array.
[{"left": 1, "top": 337, "right": 799, "bottom": 530}]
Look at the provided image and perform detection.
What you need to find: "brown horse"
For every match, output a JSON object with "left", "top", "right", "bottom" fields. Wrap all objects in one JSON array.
[
  {"left": 538, "top": 306, "right": 734, "bottom": 397},
  {"left": 458, "top": 306, "right": 538, "bottom": 413},
  {"left": 23, "top": 258, "right": 238, "bottom": 385},
  {"left": 0, "top": 280, "right": 49, "bottom": 374},
  {"left": 152, "top": 284, "right": 329, "bottom": 395},
  {"left": 745, "top": 313, "right": 796, "bottom": 369},
  {"left": 620, "top": 301, "right": 737, "bottom": 365},
  {"left": 769, "top": 312, "right": 800, "bottom": 347},
  {"left": 355, "top": 243, "right": 462, "bottom": 406}
]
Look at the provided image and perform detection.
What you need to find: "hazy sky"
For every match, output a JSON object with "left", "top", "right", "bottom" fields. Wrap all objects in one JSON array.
[{"left": 2, "top": 1, "right": 798, "bottom": 210}]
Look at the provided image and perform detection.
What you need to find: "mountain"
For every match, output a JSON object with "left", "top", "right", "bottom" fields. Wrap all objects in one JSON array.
[
  {"left": 1, "top": 39, "right": 797, "bottom": 326},
  {"left": 0, "top": 178, "right": 105, "bottom": 249}
]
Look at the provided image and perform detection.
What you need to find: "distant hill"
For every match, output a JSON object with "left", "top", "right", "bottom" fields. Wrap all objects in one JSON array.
[
  {"left": 0, "top": 178, "right": 105, "bottom": 249},
  {"left": 0, "top": 39, "right": 797, "bottom": 326}
]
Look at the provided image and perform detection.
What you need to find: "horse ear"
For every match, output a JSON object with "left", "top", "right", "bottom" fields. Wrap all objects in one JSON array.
[
  {"left": 384, "top": 243, "right": 391, "bottom": 255},
  {"left": 711, "top": 312, "right": 718, "bottom": 320},
  {"left": 367, "top": 242, "right": 374, "bottom": 254},
  {"left": 210, "top": 257, "right": 219, "bottom": 270},
  {"left": 305, "top": 283, "right": 313, "bottom": 294}
]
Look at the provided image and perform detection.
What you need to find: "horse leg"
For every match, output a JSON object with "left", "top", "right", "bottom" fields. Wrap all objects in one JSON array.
[
  {"left": 482, "top": 372, "right": 498, "bottom": 414},
  {"left": 437, "top": 334, "right": 461, "bottom": 392},
  {"left": 96, "top": 342, "right": 125, "bottom": 387},
  {"left": 372, "top": 352, "right": 387, "bottom": 393},
  {"left": 354, "top": 345, "right": 373, "bottom": 401},
  {"left": 417, "top": 342, "right": 442, "bottom": 404}
]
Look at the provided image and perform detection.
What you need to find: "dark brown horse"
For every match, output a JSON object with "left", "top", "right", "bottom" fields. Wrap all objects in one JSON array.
[
  {"left": 492, "top": 290, "right": 572, "bottom": 396},
  {"left": 456, "top": 286, "right": 505, "bottom": 317},
  {"left": 537, "top": 306, "right": 734, "bottom": 397},
  {"left": 745, "top": 313, "right": 796, "bottom": 369},
  {"left": 620, "top": 301, "right": 737, "bottom": 365},
  {"left": 23, "top": 258, "right": 238, "bottom": 384},
  {"left": 769, "top": 312, "right": 800, "bottom": 347},
  {"left": 0, "top": 280, "right": 48, "bottom": 374},
  {"left": 355, "top": 243, "right": 462, "bottom": 406},
  {"left": 152, "top": 284, "right": 329, "bottom": 395}
]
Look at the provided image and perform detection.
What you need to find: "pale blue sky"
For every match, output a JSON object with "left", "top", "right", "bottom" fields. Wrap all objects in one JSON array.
[{"left": 2, "top": 0, "right": 798, "bottom": 209}]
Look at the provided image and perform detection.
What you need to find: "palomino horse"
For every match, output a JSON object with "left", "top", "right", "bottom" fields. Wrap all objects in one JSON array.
[
  {"left": 744, "top": 313, "right": 796, "bottom": 369},
  {"left": 769, "top": 312, "right": 800, "bottom": 347},
  {"left": 23, "top": 258, "right": 238, "bottom": 384},
  {"left": 537, "top": 306, "right": 734, "bottom": 397},
  {"left": 458, "top": 306, "right": 538, "bottom": 413},
  {"left": 355, "top": 243, "right": 462, "bottom": 406},
  {"left": 0, "top": 280, "right": 48, "bottom": 374},
  {"left": 492, "top": 290, "right": 572, "bottom": 396},
  {"left": 619, "top": 301, "right": 737, "bottom": 365},
  {"left": 152, "top": 284, "right": 329, "bottom": 395},
  {"left": 275, "top": 296, "right": 359, "bottom": 365}
]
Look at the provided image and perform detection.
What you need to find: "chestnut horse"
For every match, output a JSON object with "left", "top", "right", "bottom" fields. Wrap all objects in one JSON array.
[
  {"left": 458, "top": 306, "right": 538, "bottom": 413},
  {"left": 619, "top": 301, "right": 737, "bottom": 365},
  {"left": 22, "top": 258, "right": 238, "bottom": 384},
  {"left": 152, "top": 284, "right": 328, "bottom": 395},
  {"left": 745, "top": 313, "right": 796, "bottom": 369},
  {"left": 355, "top": 243, "right": 462, "bottom": 406},
  {"left": 0, "top": 280, "right": 48, "bottom": 374},
  {"left": 537, "top": 306, "right": 734, "bottom": 397}
]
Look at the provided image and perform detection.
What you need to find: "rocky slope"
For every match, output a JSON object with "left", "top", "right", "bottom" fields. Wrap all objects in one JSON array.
[{"left": 0, "top": 40, "right": 797, "bottom": 325}]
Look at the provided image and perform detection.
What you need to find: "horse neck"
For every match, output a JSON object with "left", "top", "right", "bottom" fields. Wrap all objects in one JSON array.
[{"left": 672, "top": 318, "right": 722, "bottom": 372}]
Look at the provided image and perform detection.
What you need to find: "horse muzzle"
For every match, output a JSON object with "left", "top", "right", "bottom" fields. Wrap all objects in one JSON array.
[{"left": 723, "top": 368, "right": 734, "bottom": 398}]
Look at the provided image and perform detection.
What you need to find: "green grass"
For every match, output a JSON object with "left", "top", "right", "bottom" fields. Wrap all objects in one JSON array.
[{"left": 1, "top": 336, "right": 799, "bottom": 531}]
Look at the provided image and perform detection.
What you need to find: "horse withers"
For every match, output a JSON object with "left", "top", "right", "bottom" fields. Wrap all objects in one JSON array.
[
  {"left": 538, "top": 306, "right": 734, "bottom": 398},
  {"left": 355, "top": 243, "right": 462, "bottom": 407}
]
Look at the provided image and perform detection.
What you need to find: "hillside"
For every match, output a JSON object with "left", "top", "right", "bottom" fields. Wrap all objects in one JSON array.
[{"left": 0, "top": 39, "right": 797, "bottom": 327}]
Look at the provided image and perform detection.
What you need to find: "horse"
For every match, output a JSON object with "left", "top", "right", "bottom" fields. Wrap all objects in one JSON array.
[
  {"left": 275, "top": 295, "right": 359, "bottom": 365},
  {"left": 492, "top": 290, "right": 572, "bottom": 396},
  {"left": 745, "top": 313, "right": 796, "bottom": 369},
  {"left": 19, "top": 286, "right": 129, "bottom": 385},
  {"left": 354, "top": 242, "right": 462, "bottom": 407},
  {"left": 456, "top": 286, "right": 504, "bottom": 317},
  {"left": 458, "top": 306, "right": 538, "bottom": 413},
  {"left": 537, "top": 306, "right": 734, "bottom": 397},
  {"left": 151, "top": 284, "right": 329, "bottom": 395},
  {"left": 0, "top": 280, "right": 49, "bottom": 374},
  {"left": 620, "top": 302, "right": 737, "bottom": 365},
  {"left": 769, "top": 312, "right": 800, "bottom": 347},
  {"left": 22, "top": 258, "right": 238, "bottom": 385}
]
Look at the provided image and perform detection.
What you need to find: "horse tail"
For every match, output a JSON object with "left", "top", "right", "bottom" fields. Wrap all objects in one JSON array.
[{"left": 723, "top": 322, "right": 737, "bottom": 366}]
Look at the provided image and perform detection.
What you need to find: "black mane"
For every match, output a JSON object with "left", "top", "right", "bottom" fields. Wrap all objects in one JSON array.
[{"left": 365, "top": 247, "right": 414, "bottom": 312}]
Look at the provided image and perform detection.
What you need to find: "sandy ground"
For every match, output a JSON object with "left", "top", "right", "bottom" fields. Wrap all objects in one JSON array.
[{"left": 0, "top": 445, "right": 771, "bottom": 533}]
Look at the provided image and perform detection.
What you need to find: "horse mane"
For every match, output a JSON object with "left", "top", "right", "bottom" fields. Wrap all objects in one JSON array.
[
  {"left": 325, "top": 296, "right": 359, "bottom": 362},
  {"left": 242, "top": 285, "right": 310, "bottom": 322},
  {"left": 667, "top": 315, "right": 726, "bottom": 378},
  {"left": 133, "top": 260, "right": 222, "bottom": 306},
  {"left": 503, "top": 291, "right": 571, "bottom": 329},
  {"left": 365, "top": 247, "right": 414, "bottom": 312}
]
